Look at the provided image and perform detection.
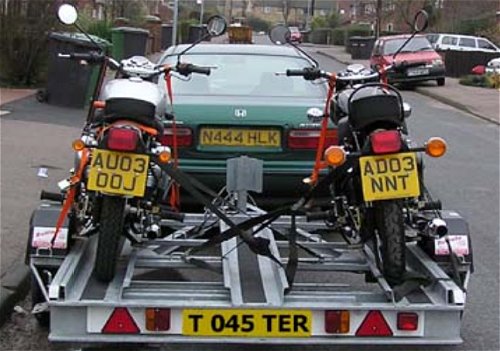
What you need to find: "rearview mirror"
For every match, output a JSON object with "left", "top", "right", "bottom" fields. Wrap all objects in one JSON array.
[
  {"left": 206, "top": 15, "right": 227, "bottom": 37},
  {"left": 413, "top": 9, "right": 429, "bottom": 32},
  {"left": 269, "top": 25, "right": 290, "bottom": 45},
  {"left": 57, "top": 3, "right": 78, "bottom": 25}
]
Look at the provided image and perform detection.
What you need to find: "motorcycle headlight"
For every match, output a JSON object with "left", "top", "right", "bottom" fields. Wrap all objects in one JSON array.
[{"left": 432, "top": 59, "right": 444, "bottom": 66}]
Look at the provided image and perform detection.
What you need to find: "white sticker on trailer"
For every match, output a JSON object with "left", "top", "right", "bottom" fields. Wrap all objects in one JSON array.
[
  {"left": 32, "top": 227, "right": 68, "bottom": 249},
  {"left": 435, "top": 235, "right": 469, "bottom": 256}
]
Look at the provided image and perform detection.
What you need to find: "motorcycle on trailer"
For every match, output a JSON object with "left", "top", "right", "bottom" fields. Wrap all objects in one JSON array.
[
  {"left": 46, "top": 4, "right": 227, "bottom": 283},
  {"left": 270, "top": 10, "right": 448, "bottom": 285}
]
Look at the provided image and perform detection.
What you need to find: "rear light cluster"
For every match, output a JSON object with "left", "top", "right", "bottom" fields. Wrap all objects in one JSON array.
[
  {"left": 324, "top": 310, "right": 419, "bottom": 336},
  {"left": 107, "top": 128, "right": 139, "bottom": 152},
  {"left": 288, "top": 129, "right": 338, "bottom": 149},
  {"left": 370, "top": 130, "right": 402, "bottom": 154},
  {"left": 145, "top": 308, "right": 171, "bottom": 331},
  {"left": 159, "top": 127, "right": 193, "bottom": 147},
  {"left": 324, "top": 310, "right": 350, "bottom": 334},
  {"left": 101, "top": 307, "right": 171, "bottom": 334}
]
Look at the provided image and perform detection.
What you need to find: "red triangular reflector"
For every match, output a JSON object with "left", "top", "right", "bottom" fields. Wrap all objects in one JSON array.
[
  {"left": 102, "top": 307, "right": 140, "bottom": 334},
  {"left": 356, "top": 310, "right": 393, "bottom": 337}
]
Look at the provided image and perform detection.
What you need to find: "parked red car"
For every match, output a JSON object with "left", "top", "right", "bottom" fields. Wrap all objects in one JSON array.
[
  {"left": 370, "top": 34, "right": 446, "bottom": 86},
  {"left": 288, "top": 26, "right": 302, "bottom": 44}
]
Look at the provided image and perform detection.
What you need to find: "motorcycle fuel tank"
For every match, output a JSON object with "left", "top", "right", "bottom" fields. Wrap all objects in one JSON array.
[{"left": 100, "top": 78, "right": 166, "bottom": 117}]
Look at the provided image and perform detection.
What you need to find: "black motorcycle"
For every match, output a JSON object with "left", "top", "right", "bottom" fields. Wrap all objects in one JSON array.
[{"left": 270, "top": 10, "right": 448, "bottom": 285}]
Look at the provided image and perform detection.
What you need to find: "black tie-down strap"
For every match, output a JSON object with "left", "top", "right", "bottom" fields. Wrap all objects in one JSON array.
[{"left": 155, "top": 159, "right": 338, "bottom": 292}]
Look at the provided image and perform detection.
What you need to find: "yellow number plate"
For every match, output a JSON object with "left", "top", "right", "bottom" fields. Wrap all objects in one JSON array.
[
  {"left": 183, "top": 309, "right": 311, "bottom": 337},
  {"left": 360, "top": 152, "right": 420, "bottom": 202},
  {"left": 200, "top": 128, "right": 281, "bottom": 147},
  {"left": 87, "top": 149, "right": 149, "bottom": 197}
]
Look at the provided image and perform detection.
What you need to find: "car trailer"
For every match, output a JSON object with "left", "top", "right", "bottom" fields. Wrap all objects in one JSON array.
[{"left": 27, "top": 157, "right": 473, "bottom": 346}]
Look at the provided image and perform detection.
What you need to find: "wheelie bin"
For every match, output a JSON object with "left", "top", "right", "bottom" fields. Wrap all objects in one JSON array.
[{"left": 43, "top": 32, "right": 111, "bottom": 109}]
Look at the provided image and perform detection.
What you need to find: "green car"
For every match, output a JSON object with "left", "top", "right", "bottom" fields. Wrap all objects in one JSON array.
[{"left": 158, "top": 44, "right": 337, "bottom": 209}]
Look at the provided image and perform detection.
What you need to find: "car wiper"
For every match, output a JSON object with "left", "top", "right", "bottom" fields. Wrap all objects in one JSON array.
[{"left": 415, "top": 47, "right": 433, "bottom": 51}]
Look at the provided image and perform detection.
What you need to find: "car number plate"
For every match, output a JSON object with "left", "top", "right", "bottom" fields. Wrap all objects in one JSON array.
[
  {"left": 87, "top": 149, "right": 149, "bottom": 197},
  {"left": 359, "top": 152, "right": 420, "bottom": 201},
  {"left": 407, "top": 68, "right": 429, "bottom": 77},
  {"left": 183, "top": 309, "right": 311, "bottom": 337},
  {"left": 200, "top": 128, "right": 281, "bottom": 148}
]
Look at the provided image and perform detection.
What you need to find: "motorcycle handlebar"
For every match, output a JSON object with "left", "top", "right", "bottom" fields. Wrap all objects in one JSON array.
[
  {"left": 175, "top": 63, "right": 211, "bottom": 76},
  {"left": 285, "top": 67, "right": 330, "bottom": 80},
  {"left": 58, "top": 52, "right": 105, "bottom": 64}
]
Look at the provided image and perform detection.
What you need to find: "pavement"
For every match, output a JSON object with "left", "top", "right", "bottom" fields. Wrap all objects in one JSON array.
[
  {"left": 313, "top": 44, "right": 500, "bottom": 125},
  {"left": 0, "top": 42, "right": 498, "bottom": 328}
]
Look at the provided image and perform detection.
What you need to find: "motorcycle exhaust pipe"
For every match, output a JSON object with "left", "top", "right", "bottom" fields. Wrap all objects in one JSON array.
[{"left": 426, "top": 218, "right": 448, "bottom": 237}]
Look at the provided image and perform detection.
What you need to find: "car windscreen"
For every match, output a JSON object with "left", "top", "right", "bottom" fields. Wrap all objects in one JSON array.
[
  {"left": 160, "top": 53, "right": 324, "bottom": 97},
  {"left": 383, "top": 37, "right": 433, "bottom": 55}
]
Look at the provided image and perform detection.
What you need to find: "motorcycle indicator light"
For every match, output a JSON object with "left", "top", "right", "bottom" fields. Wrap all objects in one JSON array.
[
  {"left": 425, "top": 137, "right": 447, "bottom": 157},
  {"left": 107, "top": 128, "right": 139, "bottom": 152},
  {"left": 324, "top": 310, "right": 350, "bottom": 334},
  {"left": 72, "top": 139, "right": 85, "bottom": 151},
  {"left": 397, "top": 312, "right": 419, "bottom": 331},
  {"left": 145, "top": 308, "right": 171, "bottom": 331},
  {"left": 93, "top": 100, "right": 106, "bottom": 109},
  {"left": 158, "top": 150, "right": 172, "bottom": 164},
  {"left": 370, "top": 130, "right": 401, "bottom": 154},
  {"left": 324, "top": 146, "right": 346, "bottom": 166}
]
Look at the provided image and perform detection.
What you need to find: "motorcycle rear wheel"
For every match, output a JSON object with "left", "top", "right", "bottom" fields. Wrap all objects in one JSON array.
[
  {"left": 95, "top": 196, "right": 125, "bottom": 282},
  {"left": 374, "top": 200, "right": 405, "bottom": 286}
]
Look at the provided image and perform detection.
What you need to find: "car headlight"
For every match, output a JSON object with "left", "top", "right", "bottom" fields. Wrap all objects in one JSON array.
[{"left": 432, "top": 59, "right": 444, "bottom": 66}]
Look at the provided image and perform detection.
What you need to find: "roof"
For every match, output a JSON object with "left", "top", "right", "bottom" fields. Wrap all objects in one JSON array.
[
  {"left": 163, "top": 44, "right": 305, "bottom": 57},
  {"left": 378, "top": 34, "right": 426, "bottom": 41}
]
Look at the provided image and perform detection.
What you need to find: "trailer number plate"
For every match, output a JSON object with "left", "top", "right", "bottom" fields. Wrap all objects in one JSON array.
[{"left": 183, "top": 309, "right": 311, "bottom": 337}]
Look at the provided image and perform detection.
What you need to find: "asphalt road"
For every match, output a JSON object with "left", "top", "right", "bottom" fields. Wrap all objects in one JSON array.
[{"left": 0, "top": 46, "right": 498, "bottom": 351}]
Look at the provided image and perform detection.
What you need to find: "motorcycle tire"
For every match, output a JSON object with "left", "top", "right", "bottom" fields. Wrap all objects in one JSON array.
[
  {"left": 95, "top": 196, "right": 125, "bottom": 283},
  {"left": 374, "top": 200, "right": 405, "bottom": 286}
]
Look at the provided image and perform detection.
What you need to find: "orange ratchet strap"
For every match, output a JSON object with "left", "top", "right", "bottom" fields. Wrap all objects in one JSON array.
[
  {"left": 51, "top": 148, "right": 89, "bottom": 247},
  {"left": 309, "top": 74, "right": 336, "bottom": 185},
  {"left": 164, "top": 71, "right": 181, "bottom": 210}
]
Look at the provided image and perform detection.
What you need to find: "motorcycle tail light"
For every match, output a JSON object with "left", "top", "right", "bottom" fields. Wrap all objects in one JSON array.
[
  {"left": 370, "top": 130, "right": 401, "bottom": 154},
  {"left": 107, "top": 128, "right": 139, "bottom": 152},
  {"left": 159, "top": 127, "right": 193, "bottom": 147},
  {"left": 288, "top": 129, "right": 338, "bottom": 149}
]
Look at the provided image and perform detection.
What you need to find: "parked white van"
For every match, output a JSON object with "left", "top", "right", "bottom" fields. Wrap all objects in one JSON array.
[{"left": 426, "top": 33, "right": 500, "bottom": 53}]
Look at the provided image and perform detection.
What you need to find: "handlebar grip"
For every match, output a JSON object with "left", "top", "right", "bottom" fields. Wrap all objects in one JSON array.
[
  {"left": 286, "top": 69, "right": 307, "bottom": 77},
  {"left": 286, "top": 67, "right": 325, "bottom": 80},
  {"left": 190, "top": 65, "right": 211, "bottom": 76},
  {"left": 176, "top": 63, "right": 211, "bottom": 76},
  {"left": 40, "top": 190, "right": 64, "bottom": 203},
  {"left": 58, "top": 52, "right": 104, "bottom": 64}
]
